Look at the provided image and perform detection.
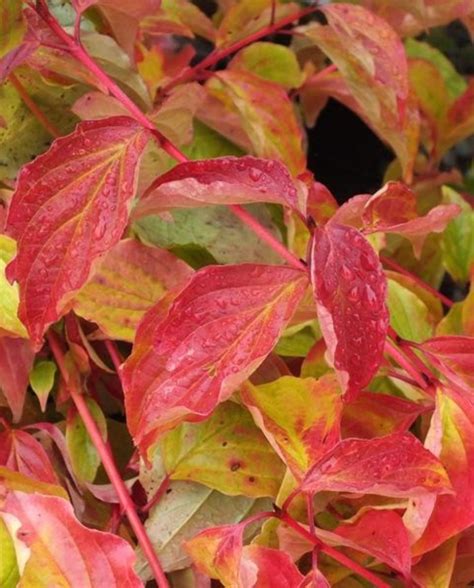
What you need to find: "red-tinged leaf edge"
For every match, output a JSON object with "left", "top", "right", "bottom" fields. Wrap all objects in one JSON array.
[
  {"left": 134, "top": 155, "right": 302, "bottom": 218},
  {"left": 5, "top": 116, "right": 150, "bottom": 348}
]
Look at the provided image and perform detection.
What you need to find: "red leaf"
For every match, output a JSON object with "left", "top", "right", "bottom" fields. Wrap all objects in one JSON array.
[
  {"left": 330, "top": 182, "right": 461, "bottom": 257},
  {"left": 332, "top": 510, "right": 411, "bottom": 579},
  {"left": 1, "top": 491, "right": 143, "bottom": 586},
  {"left": 420, "top": 336, "right": 474, "bottom": 390},
  {"left": 6, "top": 116, "right": 150, "bottom": 348},
  {"left": 185, "top": 523, "right": 304, "bottom": 588},
  {"left": 0, "top": 336, "right": 34, "bottom": 422},
  {"left": 0, "top": 428, "right": 58, "bottom": 484},
  {"left": 413, "top": 387, "right": 474, "bottom": 555},
  {"left": 342, "top": 392, "right": 428, "bottom": 439},
  {"left": 121, "top": 264, "right": 308, "bottom": 457},
  {"left": 134, "top": 156, "right": 301, "bottom": 218},
  {"left": 243, "top": 545, "right": 304, "bottom": 587},
  {"left": 309, "top": 223, "right": 389, "bottom": 399},
  {"left": 299, "top": 432, "right": 452, "bottom": 498}
]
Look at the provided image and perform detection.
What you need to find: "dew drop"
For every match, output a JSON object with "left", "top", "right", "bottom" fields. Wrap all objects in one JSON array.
[
  {"left": 360, "top": 252, "right": 378, "bottom": 271},
  {"left": 363, "top": 284, "right": 379, "bottom": 309},
  {"left": 347, "top": 285, "right": 360, "bottom": 302},
  {"left": 236, "top": 159, "right": 246, "bottom": 171},
  {"left": 341, "top": 264, "right": 353, "bottom": 280},
  {"left": 265, "top": 160, "right": 275, "bottom": 172},
  {"left": 249, "top": 168, "right": 262, "bottom": 182}
]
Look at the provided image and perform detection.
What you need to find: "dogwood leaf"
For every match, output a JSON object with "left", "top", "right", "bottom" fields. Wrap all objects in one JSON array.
[
  {"left": 0, "top": 337, "right": 34, "bottom": 422},
  {"left": 73, "top": 239, "right": 193, "bottom": 342},
  {"left": 240, "top": 374, "right": 342, "bottom": 479},
  {"left": 413, "top": 388, "right": 474, "bottom": 555},
  {"left": 204, "top": 71, "right": 306, "bottom": 175},
  {"left": 309, "top": 223, "right": 389, "bottom": 399},
  {"left": 299, "top": 432, "right": 452, "bottom": 498},
  {"left": 299, "top": 4, "right": 419, "bottom": 181},
  {"left": 162, "top": 402, "right": 285, "bottom": 498},
  {"left": 6, "top": 117, "right": 150, "bottom": 348},
  {"left": 0, "top": 491, "right": 143, "bottom": 587},
  {"left": 0, "top": 428, "right": 58, "bottom": 485},
  {"left": 134, "top": 156, "right": 301, "bottom": 218},
  {"left": 121, "top": 264, "right": 308, "bottom": 457}
]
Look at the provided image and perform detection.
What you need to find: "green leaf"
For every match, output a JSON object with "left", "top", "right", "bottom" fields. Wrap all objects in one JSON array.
[
  {"left": 162, "top": 402, "right": 284, "bottom": 498},
  {"left": 66, "top": 398, "right": 107, "bottom": 483},
  {"left": 28, "top": 361, "right": 57, "bottom": 412},
  {"left": 241, "top": 374, "right": 342, "bottom": 479},
  {"left": 136, "top": 481, "right": 270, "bottom": 578},
  {"left": 183, "top": 121, "right": 244, "bottom": 160},
  {"left": 0, "top": 516, "right": 20, "bottom": 588},
  {"left": 405, "top": 39, "right": 466, "bottom": 100},
  {"left": 0, "top": 70, "right": 83, "bottom": 181},
  {"left": 0, "top": 235, "right": 26, "bottom": 337},
  {"left": 441, "top": 187, "right": 474, "bottom": 283},
  {"left": 387, "top": 279, "right": 433, "bottom": 342},
  {"left": 275, "top": 324, "right": 317, "bottom": 357},
  {"left": 73, "top": 239, "right": 193, "bottom": 342},
  {"left": 0, "top": 0, "right": 25, "bottom": 60},
  {"left": 133, "top": 204, "right": 282, "bottom": 265},
  {"left": 229, "top": 42, "right": 304, "bottom": 89}
]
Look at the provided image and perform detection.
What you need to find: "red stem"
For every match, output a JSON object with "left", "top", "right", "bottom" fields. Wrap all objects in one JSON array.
[
  {"left": 381, "top": 255, "right": 453, "bottom": 308},
  {"left": 229, "top": 204, "right": 305, "bottom": 270},
  {"left": 384, "top": 339, "right": 428, "bottom": 390},
  {"left": 105, "top": 339, "right": 123, "bottom": 372},
  {"left": 8, "top": 72, "right": 61, "bottom": 138},
  {"left": 161, "top": 5, "right": 319, "bottom": 93},
  {"left": 277, "top": 512, "right": 391, "bottom": 588},
  {"left": 34, "top": 0, "right": 307, "bottom": 271},
  {"left": 141, "top": 474, "right": 170, "bottom": 514},
  {"left": 47, "top": 331, "right": 169, "bottom": 588}
]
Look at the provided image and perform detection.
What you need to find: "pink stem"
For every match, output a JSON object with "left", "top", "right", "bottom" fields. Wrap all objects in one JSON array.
[
  {"left": 381, "top": 255, "right": 453, "bottom": 308},
  {"left": 277, "top": 511, "right": 391, "bottom": 588},
  {"left": 384, "top": 339, "right": 428, "bottom": 390},
  {"left": 47, "top": 331, "right": 169, "bottom": 588},
  {"left": 141, "top": 474, "right": 171, "bottom": 514},
  {"left": 229, "top": 204, "right": 306, "bottom": 270},
  {"left": 105, "top": 339, "right": 123, "bottom": 372},
  {"left": 161, "top": 5, "right": 319, "bottom": 93},
  {"left": 34, "top": 0, "right": 308, "bottom": 271}
]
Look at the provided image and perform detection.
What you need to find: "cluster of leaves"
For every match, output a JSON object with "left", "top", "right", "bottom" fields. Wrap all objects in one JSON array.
[{"left": 1, "top": 0, "right": 474, "bottom": 586}]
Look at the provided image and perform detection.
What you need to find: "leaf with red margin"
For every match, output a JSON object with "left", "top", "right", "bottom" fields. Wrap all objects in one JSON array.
[
  {"left": 298, "top": 4, "right": 419, "bottom": 181},
  {"left": 73, "top": 238, "right": 193, "bottom": 342},
  {"left": 412, "top": 387, "right": 474, "bottom": 555},
  {"left": 330, "top": 510, "right": 411, "bottom": 580},
  {"left": 341, "top": 392, "right": 428, "bottom": 439},
  {"left": 5, "top": 116, "right": 150, "bottom": 348},
  {"left": 185, "top": 523, "right": 303, "bottom": 588},
  {"left": 240, "top": 374, "right": 342, "bottom": 479},
  {"left": 299, "top": 432, "right": 452, "bottom": 498},
  {"left": 309, "top": 223, "right": 389, "bottom": 400},
  {"left": 0, "top": 491, "right": 143, "bottom": 587},
  {"left": 0, "top": 428, "right": 58, "bottom": 485},
  {"left": 420, "top": 336, "right": 474, "bottom": 390},
  {"left": 134, "top": 156, "right": 301, "bottom": 219},
  {"left": 330, "top": 182, "right": 461, "bottom": 258},
  {"left": 121, "top": 264, "right": 308, "bottom": 458},
  {"left": 203, "top": 71, "right": 306, "bottom": 175},
  {"left": 0, "top": 337, "right": 34, "bottom": 423}
]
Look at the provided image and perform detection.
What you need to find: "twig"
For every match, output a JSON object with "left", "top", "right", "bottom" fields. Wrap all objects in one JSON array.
[
  {"left": 34, "top": 0, "right": 308, "bottom": 271},
  {"left": 8, "top": 72, "right": 60, "bottom": 138},
  {"left": 47, "top": 331, "right": 169, "bottom": 588},
  {"left": 161, "top": 5, "right": 319, "bottom": 93},
  {"left": 384, "top": 339, "right": 428, "bottom": 390}
]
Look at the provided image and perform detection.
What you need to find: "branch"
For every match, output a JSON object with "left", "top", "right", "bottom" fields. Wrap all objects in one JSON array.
[
  {"left": 381, "top": 255, "right": 453, "bottom": 308},
  {"left": 47, "top": 331, "right": 169, "bottom": 588},
  {"left": 34, "top": 0, "right": 306, "bottom": 271},
  {"left": 161, "top": 5, "right": 319, "bottom": 93}
]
